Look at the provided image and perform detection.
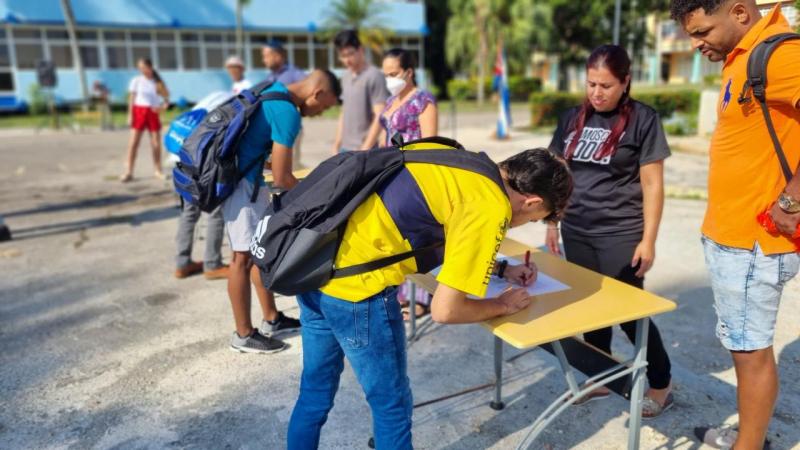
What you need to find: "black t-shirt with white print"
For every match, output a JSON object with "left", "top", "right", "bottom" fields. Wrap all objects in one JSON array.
[{"left": 549, "top": 99, "right": 671, "bottom": 236}]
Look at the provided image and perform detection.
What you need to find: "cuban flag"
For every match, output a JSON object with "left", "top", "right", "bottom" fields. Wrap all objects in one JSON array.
[{"left": 494, "top": 43, "right": 512, "bottom": 139}]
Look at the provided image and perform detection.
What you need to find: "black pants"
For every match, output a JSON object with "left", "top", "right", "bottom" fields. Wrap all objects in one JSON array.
[{"left": 561, "top": 228, "right": 672, "bottom": 390}]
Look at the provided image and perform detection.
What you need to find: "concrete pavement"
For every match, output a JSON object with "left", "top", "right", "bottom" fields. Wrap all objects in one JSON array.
[{"left": 0, "top": 113, "right": 797, "bottom": 450}]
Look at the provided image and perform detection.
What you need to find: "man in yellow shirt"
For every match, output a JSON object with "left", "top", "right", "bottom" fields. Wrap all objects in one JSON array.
[
  {"left": 672, "top": 1, "right": 800, "bottom": 448},
  {"left": 286, "top": 148, "right": 572, "bottom": 449}
]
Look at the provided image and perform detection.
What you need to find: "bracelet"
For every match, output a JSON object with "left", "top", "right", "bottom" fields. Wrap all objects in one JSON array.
[
  {"left": 496, "top": 260, "right": 508, "bottom": 279},
  {"left": 547, "top": 225, "right": 560, "bottom": 230}
]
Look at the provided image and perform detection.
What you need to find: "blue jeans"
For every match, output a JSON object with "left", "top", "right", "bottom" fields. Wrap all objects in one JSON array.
[
  {"left": 702, "top": 236, "right": 799, "bottom": 351},
  {"left": 288, "top": 288, "right": 413, "bottom": 450}
]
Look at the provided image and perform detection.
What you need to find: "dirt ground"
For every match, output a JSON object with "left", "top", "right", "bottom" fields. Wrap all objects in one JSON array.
[{"left": 1, "top": 111, "right": 798, "bottom": 449}]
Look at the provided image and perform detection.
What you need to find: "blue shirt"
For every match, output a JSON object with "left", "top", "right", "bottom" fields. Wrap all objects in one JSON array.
[
  {"left": 266, "top": 64, "right": 308, "bottom": 86},
  {"left": 238, "top": 82, "right": 301, "bottom": 186}
]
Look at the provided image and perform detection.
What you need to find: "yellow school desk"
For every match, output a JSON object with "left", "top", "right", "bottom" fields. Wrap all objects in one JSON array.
[
  {"left": 406, "top": 238, "right": 676, "bottom": 450},
  {"left": 263, "top": 168, "right": 312, "bottom": 184}
]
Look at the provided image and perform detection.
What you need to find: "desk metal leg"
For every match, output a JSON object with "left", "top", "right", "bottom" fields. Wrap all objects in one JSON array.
[
  {"left": 552, "top": 340, "right": 581, "bottom": 397},
  {"left": 627, "top": 317, "right": 650, "bottom": 450},
  {"left": 490, "top": 336, "right": 505, "bottom": 410}
]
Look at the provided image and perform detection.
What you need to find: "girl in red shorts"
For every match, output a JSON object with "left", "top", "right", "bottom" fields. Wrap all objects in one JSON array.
[{"left": 120, "top": 58, "right": 169, "bottom": 182}]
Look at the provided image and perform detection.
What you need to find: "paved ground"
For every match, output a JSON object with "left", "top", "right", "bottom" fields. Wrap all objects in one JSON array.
[{"left": 0, "top": 110, "right": 798, "bottom": 450}]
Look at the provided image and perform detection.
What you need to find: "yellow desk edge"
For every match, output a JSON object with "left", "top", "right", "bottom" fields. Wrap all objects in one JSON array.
[
  {"left": 409, "top": 239, "right": 677, "bottom": 349},
  {"left": 264, "top": 168, "right": 312, "bottom": 183}
]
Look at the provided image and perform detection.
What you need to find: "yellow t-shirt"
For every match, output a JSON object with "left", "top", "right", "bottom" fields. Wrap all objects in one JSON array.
[
  {"left": 702, "top": 5, "right": 800, "bottom": 255},
  {"left": 320, "top": 145, "right": 512, "bottom": 301}
]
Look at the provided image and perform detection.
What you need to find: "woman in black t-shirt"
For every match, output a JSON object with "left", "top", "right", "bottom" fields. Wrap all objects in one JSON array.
[{"left": 546, "top": 45, "right": 673, "bottom": 417}]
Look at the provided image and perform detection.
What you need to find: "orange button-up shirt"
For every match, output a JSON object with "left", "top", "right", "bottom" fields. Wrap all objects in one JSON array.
[{"left": 702, "top": 5, "right": 800, "bottom": 255}]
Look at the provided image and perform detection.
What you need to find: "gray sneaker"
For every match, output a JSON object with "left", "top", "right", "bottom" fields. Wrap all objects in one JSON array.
[
  {"left": 230, "top": 330, "right": 287, "bottom": 354},
  {"left": 259, "top": 312, "right": 301, "bottom": 338},
  {"left": 694, "top": 426, "right": 772, "bottom": 450}
]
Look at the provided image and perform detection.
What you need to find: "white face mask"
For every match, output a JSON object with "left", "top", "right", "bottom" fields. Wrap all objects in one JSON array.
[{"left": 385, "top": 76, "right": 407, "bottom": 96}]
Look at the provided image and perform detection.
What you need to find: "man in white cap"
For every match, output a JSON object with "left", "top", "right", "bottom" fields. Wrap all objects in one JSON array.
[{"left": 225, "top": 55, "right": 252, "bottom": 95}]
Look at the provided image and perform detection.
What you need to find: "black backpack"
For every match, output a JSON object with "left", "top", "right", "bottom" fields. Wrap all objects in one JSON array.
[
  {"left": 737, "top": 32, "right": 800, "bottom": 184},
  {"left": 249, "top": 137, "right": 507, "bottom": 296},
  {"left": 172, "top": 80, "right": 293, "bottom": 212}
]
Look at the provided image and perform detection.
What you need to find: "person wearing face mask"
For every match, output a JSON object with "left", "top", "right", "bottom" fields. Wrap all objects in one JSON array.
[
  {"left": 379, "top": 47, "right": 439, "bottom": 320},
  {"left": 379, "top": 48, "right": 438, "bottom": 147},
  {"left": 546, "top": 45, "right": 674, "bottom": 418}
]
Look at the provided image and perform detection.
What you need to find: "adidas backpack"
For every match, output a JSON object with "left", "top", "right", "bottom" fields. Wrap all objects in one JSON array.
[{"left": 249, "top": 137, "right": 508, "bottom": 296}]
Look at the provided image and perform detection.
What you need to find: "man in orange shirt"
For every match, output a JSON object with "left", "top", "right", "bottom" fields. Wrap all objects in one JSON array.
[{"left": 671, "top": 1, "right": 800, "bottom": 449}]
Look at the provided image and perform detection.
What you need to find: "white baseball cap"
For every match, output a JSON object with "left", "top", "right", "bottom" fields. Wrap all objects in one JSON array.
[{"left": 225, "top": 55, "right": 244, "bottom": 68}]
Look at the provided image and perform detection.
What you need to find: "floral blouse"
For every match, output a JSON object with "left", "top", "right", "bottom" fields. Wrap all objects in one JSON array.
[{"left": 379, "top": 89, "right": 436, "bottom": 145}]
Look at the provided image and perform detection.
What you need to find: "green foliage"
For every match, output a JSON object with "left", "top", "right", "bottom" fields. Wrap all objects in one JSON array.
[
  {"left": 634, "top": 89, "right": 700, "bottom": 118},
  {"left": 508, "top": 76, "right": 542, "bottom": 100},
  {"left": 448, "top": 76, "right": 541, "bottom": 101},
  {"left": 547, "top": 0, "right": 669, "bottom": 65},
  {"left": 529, "top": 91, "right": 581, "bottom": 127},
  {"left": 796, "top": 0, "right": 800, "bottom": 32},
  {"left": 27, "top": 83, "right": 47, "bottom": 115},
  {"left": 322, "top": 0, "right": 392, "bottom": 53},
  {"left": 703, "top": 74, "right": 722, "bottom": 88},
  {"left": 529, "top": 88, "right": 701, "bottom": 128},
  {"left": 662, "top": 112, "right": 698, "bottom": 136},
  {"left": 446, "top": 0, "right": 552, "bottom": 76},
  {"left": 446, "top": 78, "right": 484, "bottom": 101}
]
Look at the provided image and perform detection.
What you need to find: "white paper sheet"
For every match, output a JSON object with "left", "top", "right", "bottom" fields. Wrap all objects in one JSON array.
[{"left": 430, "top": 254, "right": 571, "bottom": 299}]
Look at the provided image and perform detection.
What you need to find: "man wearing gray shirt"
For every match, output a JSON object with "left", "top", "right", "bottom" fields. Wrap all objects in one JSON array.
[{"left": 332, "top": 30, "right": 389, "bottom": 154}]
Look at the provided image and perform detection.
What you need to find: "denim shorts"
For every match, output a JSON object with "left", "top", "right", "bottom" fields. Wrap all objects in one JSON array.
[{"left": 702, "top": 236, "right": 799, "bottom": 351}]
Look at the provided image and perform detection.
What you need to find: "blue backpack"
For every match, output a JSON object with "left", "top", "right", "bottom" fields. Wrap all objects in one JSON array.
[
  {"left": 172, "top": 80, "right": 293, "bottom": 212},
  {"left": 164, "top": 108, "right": 208, "bottom": 155}
]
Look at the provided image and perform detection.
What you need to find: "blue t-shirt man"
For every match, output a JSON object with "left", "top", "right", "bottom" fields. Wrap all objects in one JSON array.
[{"left": 237, "top": 82, "right": 301, "bottom": 186}]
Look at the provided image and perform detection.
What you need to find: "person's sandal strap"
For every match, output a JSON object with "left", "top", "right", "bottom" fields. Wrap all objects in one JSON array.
[{"left": 642, "top": 392, "right": 674, "bottom": 419}]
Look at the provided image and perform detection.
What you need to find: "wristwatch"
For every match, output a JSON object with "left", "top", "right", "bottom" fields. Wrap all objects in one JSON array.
[{"left": 777, "top": 191, "right": 800, "bottom": 214}]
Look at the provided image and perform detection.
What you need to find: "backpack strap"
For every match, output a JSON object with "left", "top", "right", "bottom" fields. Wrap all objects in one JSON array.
[
  {"left": 401, "top": 135, "right": 465, "bottom": 149},
  {"left": 332, "top": 146, "right": 506, "bottom": 279},
  {"left": 238, "top": 85, "right": 294, "bottom": 202},
  {"left": 331, "top": 242, "right": 444, "bottom": 279},
  {"left": 737, "top": 32, "right": 800, "bottom": 183},
  {"left": 402, "top": 148, "right": 507, "bottom": 197}
]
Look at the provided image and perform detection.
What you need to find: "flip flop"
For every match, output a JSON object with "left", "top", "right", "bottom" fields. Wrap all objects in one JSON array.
[
  {"left": 642, "top": 392, "right": 674, "bottom": 419},
  {"left": 569, "top": 387, "right": 611, "bottom": 405},
  {"left": 401, "top": 303, "right": 429, "bottom": 322}
]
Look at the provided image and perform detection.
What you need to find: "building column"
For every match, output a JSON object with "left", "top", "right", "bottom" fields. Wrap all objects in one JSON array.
[{"left": 690, "top": 51, "right": 701, "bottom": 84}]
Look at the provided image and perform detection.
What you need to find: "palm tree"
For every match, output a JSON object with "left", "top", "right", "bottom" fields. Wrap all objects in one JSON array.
[
  {"left": 447, "top": 0, "right": 553, "bottom": 103},
  {"left": 323, "top": 0, "right": 392, "bottom": 56},
  {"left": 59, "top": 0, "right": 88, "bottom": 111},
  {"left": 235, "top": 0, "right": 251, "bottom": 57}
]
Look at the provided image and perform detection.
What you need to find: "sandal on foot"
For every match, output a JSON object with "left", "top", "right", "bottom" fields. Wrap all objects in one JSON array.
[
  {"left": 642, "top": 392, "right": 674, "bottom": 419},
  {"left": 565, "top": 385, "right": 611, "bottom": 405},
  {"left": 119, "top": 173, "right": 133, "bottom": 182},
  {"left": 401, "top": 303, "right": 429, "bottom": 322}
]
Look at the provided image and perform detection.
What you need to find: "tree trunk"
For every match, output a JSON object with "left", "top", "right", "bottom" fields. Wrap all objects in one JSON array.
[
  {"left": 60, "top": 0, "right": 88, "bottom": 112},
  {"left": 236, "top": 0, "right": 244, "bottom": 57},
  {"left": 475, "top": 3, "right": 487, "bottom": 106}
]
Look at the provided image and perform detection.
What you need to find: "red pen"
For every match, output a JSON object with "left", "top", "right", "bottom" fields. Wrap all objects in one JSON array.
[{"left": 521, "top": 250, "right": 531, "bottom": 285}]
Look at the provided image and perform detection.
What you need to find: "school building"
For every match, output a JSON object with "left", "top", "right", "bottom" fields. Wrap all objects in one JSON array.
[
  {"left": 657, "top": 0, "right": 797, "bottom": 84},
  {"left": 0, "top": 0, "right": 426, "bottom": 111}
]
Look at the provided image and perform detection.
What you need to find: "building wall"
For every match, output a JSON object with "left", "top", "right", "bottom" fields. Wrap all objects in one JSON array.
[
  {"left": 0, "top": 24, "right": 424, "bottom": 109},
  {"left": 657, "top": 1, "right": 796, "bottom": 85}
]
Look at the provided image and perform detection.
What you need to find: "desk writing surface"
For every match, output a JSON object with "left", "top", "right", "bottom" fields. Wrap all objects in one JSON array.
[
  {"left": 407, "top": 239, "right": 676, "bottom": 350},
  {"left": 264, "top": 168, "right": 312, "bottom": 183}
]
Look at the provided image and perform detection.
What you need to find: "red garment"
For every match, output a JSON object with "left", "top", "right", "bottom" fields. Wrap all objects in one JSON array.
[{"left": 131, "top": 105, "right": 161, "bottom": 132}]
